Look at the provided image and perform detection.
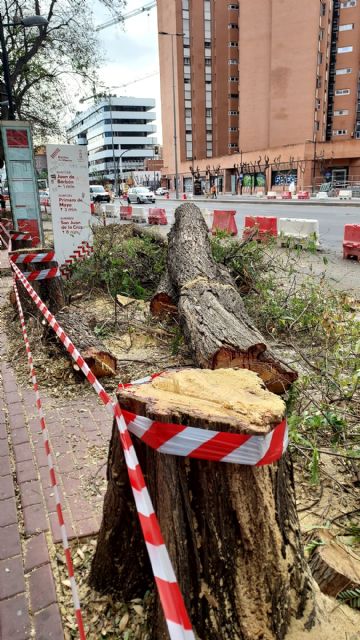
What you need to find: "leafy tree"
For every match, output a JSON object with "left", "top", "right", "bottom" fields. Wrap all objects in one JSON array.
[{"left": 0, "top": 0, "right": 125, "bottom": 138}]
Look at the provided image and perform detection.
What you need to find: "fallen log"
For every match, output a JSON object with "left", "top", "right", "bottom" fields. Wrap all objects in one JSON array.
[
  {"left": 50, "top": 308, "right": 117, "bottom": 378},
  {"left": 156, "top": 203, "right": 297, "bottom": 393},
  {"left": 308, "top": 529, "right": 360, "bottom": 598},
  {"left": 91, "top": 368, "right": 314, "bottom": 639}
]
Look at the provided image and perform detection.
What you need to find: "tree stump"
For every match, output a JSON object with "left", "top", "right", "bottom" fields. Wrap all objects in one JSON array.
[
  {"left": 91, "top": 369, "right": 314, "bottom": 639},
  {"left": 308, "top": 529, "right": 360, "bottom": 598}
]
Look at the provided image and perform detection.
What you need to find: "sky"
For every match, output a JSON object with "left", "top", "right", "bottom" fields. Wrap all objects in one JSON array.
[{"left": 72, "top": 0, "right": 162, "bottom": 141}]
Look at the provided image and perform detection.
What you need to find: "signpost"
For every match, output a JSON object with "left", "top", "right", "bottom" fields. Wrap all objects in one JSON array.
[
  {"left": 0, "top": 120, "right": 44, "bottom": 245},
  {"left": 46, "top": 144, "right": 92, "bottom": 268}
]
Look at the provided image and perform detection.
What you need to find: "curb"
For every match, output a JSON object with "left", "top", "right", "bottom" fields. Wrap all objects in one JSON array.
[{"left": 162, "top": 197, "right": 360, "bottom": 207}]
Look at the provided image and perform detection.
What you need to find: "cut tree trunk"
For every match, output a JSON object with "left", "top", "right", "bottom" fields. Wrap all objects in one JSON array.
[
  {"left": 149, "top": 271, "right": 178, "bottom": 317},
  {"left": 156, "top": 203, "right": 297, "bottom": 394},
  {"left": 91, "top": 204, "right": 313, "bottom": 639},
  {"left": 9, "top": 247, "right": 65, "bottom": 317},
  {"left": 308, "top": 529, "right": 360, "bottom": 597},
  {"left": 91, "top": 369, "right": 314, "bottom": 640},
  {"left": 52, "top": 308, "right": 117, "bottom": 378}
]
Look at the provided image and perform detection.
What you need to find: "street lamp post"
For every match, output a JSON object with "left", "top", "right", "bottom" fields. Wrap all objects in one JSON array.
[
  {"left": 158, "top": 31, "right": 183, "bottom": 200},
  {"left": 118, "top": 148, "right": 132, "bottom": 194},
  {"left": 306, "top": 138, "right": 317, "bottom": 193},
  {"left": 0, "top": 14, "right": 48, "bottom": 119}
]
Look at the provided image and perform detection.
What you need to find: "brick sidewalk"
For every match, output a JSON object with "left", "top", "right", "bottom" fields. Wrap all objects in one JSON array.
[{"left": 0, "top": 272, "right": 110, "bottom": 638}]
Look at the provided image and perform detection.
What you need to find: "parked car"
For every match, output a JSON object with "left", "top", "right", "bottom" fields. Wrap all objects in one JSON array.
[
  {"left": 155, "top": 187, "right": 169, "bottom": 196},
  {"left": 90, "top": 185, "right": 111, "bottom": 203},
  {"left": 127, "top": 187, "right": 155, "bottom": 204}
]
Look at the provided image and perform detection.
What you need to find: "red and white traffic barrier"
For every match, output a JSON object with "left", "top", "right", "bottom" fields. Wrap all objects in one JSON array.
[
  {"left": 10, "top": 259, "right": 195, "bottom": 640},
  {"left": 12, "top": 275, "right": 86, "bottom": 640},
  {"left": 10, "top": 231, "right": 32, "bottom": 241},
  {"left": 21, "top": 267, "right": 60, "bottom": 281},
  {"left": 10, "top": 251, "right": 55, "bottom": 264}
]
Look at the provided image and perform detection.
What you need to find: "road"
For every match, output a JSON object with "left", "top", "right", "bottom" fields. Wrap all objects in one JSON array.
[{"left": 147, "top": 198, "right": 360, "bottom": 252}]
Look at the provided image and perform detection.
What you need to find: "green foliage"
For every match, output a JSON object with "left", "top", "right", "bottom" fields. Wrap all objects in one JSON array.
[
  {"left": 67, "top": 225, "right": 166, "bottom": 300},
  {"left": 304, "top": 539, "right": 326, "bottom": 554},
  {"left": 337, "top": 588, "right": 360, "bottom": 609},
  {"left": 210, "top": 233, "right": 272, "bottom": 293}
]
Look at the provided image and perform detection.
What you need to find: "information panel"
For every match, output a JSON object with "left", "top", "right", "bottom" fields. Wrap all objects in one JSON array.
[
  {"left": 0, "top": 121, "right": 43, "bottom": 243},
  {"left": 46, "top": 144, "right": 92, "bottom": 267}
]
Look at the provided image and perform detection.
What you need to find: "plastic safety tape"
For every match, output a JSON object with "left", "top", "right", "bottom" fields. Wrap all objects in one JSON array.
[
  {"left": 119, "top": 376, "right": 288, "bottom": 466},
  {"left": 21, "top": 267, "right": 60, "bottom": 281},
  {"left": 10, "top": 231, "right": 32, "bottom": 240},
  {"left": 10, "top": 251, "right": 55, "bottom": 264},
  {"left": 10, "top": 259, "right": 195, "bottom": 640},
  {"left": 0, "top": 220, "right": 11, "bottom": 239},
  {"left": 12, "top": 276, "right": 86, "bottom": 640}
]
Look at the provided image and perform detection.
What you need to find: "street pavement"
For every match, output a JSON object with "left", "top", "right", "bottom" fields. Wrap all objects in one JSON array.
[{"left": 148, "top": 197, "right": 360, "bottom": 253}]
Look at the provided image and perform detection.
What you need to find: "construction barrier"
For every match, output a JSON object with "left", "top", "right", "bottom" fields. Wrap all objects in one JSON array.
[
  {"left": 267, "top": 191, "right": 277, "bottom": 200},
  {"left": 243, "top": 216, "right": 277, "bottom": 242},
  {"left": 200, "top": 208, "right": 213, "bottom": 230},
  {"left": 281, "top": 191, "right": 292, "bottom": 200},
  {"left": 120, "top": 205, "right": 132, "bottom": 220},
  {"left": 148, "top": 208, "right": 168, "bottom": 225},
  {"left": 278, "top": 218, "right": 320, "bottom": 247},
  {"left": 343, "top": 224, "right": 360, "bottom": 260},
  {"left": 18, "top": 219, "right": 41, "bottom": 246},
  {"left": 182, "top": 193, "right": 187, "bottom": 200},
  {"left": 339, "top": 190, "right": 352, "bottom": 201},
  {"left": 105, "top": 204, "right": 116, "bottom": 218},
  {"left": 297, "top": 191, "right": 310, "bottom": 200},
  {"left": 211, "top": 210, "right": 237, "bottom": 235},
  {"left": 90, "top": 202, "right": 95, "bottom": 215},
  {"left": 316, "top": 192, "right": 328, "bottom": 200},
  {"left": 131, "top": 206, "right": 147, "bottom": 223}
]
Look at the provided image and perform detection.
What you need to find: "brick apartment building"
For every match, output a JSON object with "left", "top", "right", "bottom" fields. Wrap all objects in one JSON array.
[{"left": 157, "top": 0, "right": 360, "bottom": 194}]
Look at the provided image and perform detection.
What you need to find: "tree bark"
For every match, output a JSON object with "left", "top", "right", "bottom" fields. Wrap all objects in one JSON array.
[
  {"left": 308, "top": 529, "right": 360, "bottom": 598},
  {"left": 52, "top": 308, "right": 117, "bottom": 378},
  {"left": 92, "top": 370, "right": 314, "bottom": 639}
]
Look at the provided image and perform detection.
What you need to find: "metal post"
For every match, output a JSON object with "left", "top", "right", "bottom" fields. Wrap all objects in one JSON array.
[
  {"left": 0, "top": 13, "right": 15, "bottom": 119},
  {"left": 312, "top": 138, "right": 317, "bottom": 193},
  {"left": 171, "top": 35, "right": 179, "bottom": 200}
]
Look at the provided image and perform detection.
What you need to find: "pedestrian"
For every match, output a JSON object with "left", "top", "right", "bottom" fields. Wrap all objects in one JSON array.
[{"left": 211, "top": 184, "right": 217, "bottom": 199}]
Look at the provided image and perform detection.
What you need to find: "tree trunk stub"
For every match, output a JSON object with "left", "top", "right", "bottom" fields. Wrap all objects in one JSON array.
[
  {"left": 53, "top": 308, "right": 117, "bottom": 379},
  {"left": 150, "top": 271, "right": 178, "bottom": 318},
  {"left": 308, "top": 529, "right": 360, "bottom": 598},
  {"left": 92, "top": 370, "right": 313, "bottom": 639},
  {"left": 153, "top": 203, "right": 297, "bottom": 394}
]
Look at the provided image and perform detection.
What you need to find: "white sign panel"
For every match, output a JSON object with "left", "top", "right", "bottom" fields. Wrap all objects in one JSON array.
[{"left": 46, "top": 144, "right": 92, "bottom": 266}]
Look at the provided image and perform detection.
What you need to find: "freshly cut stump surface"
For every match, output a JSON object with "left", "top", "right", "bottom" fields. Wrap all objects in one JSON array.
[
  {"left": 91, "top": 368, "right": 313, "bottom": 640},
  {"left": 118, "top": 367, "right": 285, "bottom": 434}
]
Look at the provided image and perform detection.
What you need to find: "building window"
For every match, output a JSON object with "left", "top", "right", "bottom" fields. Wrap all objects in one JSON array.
[
  {"left": 184, "top": 57, "right": 190, "bottom": 65},
  {"left": 228, "top": 23, "right": 239, "bottom": 29},
  {"left": 338, "top": 46, "right": 353, "bottom": 53},
  {"left": 229, "top": 77, "right": 239, "bottom": 82},
  {"left": 319, "top": 28, "right": 325, "bottom": 40},
  {"left": 334, "top": 109, "right": 349, "bottom": 115},
  {"left": 339, "top": 23, "right": 354, "bottom": 30},
  {"left": 229, "top": 93, "right": 239, "bottom": 98},
  {"left": 228, "top": 59, "right": 237, "bottom": 64},
  {"left": 229, "top": 127, "right": 238, "bottom": 131},
  {"left": 336, "top": 67, "right": 352, "bottom": 74},
  {"left": 184, "top": 78, "right": 191, "bottom": 84},
  {"left": 228, "top": 110, "right": 239, "bottom": 115},
  {"left": 320, "top": 2, "right": 326, "bottom": 16},
  {"left": 318, "top": 52, "right": 323, "bottom": 64},
  {"left": 316, "top": 76, "right": 322, "bottom": 88},
  {"left": 205, "top": 59, "right": 212, "bottom": 66},
  {"left": 333, "top": 129, "right": 348, "bottom": 135},
  {"left": 335, "top": 88, "right": 351, "bottom": 95},
  {"left": 228, "top": 3, "right": 239, "bottom": 8},
  {"left": 206, "top": 108, "right": 212, "bottom": 116},
  {"left": 204, "top": 40, "right": 211, "bottom": 47},
  {"left": 340, "top": 0, "right": 356, "bottom": 7},
  {"left": 229, "top": 42, "right": 238, "bottom": 47},
  {"left": 228, "top": 143, "right": 238, "bottom": 148}
]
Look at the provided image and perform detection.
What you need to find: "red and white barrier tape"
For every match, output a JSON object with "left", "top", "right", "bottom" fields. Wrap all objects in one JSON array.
[
  {"left": 12, "top": 275, "right": 86, "bottom": 640},
  {"left": 119, "top": 376, "right": 288, "bottom": 466},
  {"left": 0, "top": 220, "right": 11, "bottom": 239},
  {"left": 10, "top": 259, "right": 194, "bottom": 640},
  {"left": 10, "top": 251, "right": 55, "bottom": 264},
  {"left": 22, "top": 267, "right": 60, "bottom": 281},
  {"left": 10, "top": 231, "right": 32, "bottom": 241}
]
